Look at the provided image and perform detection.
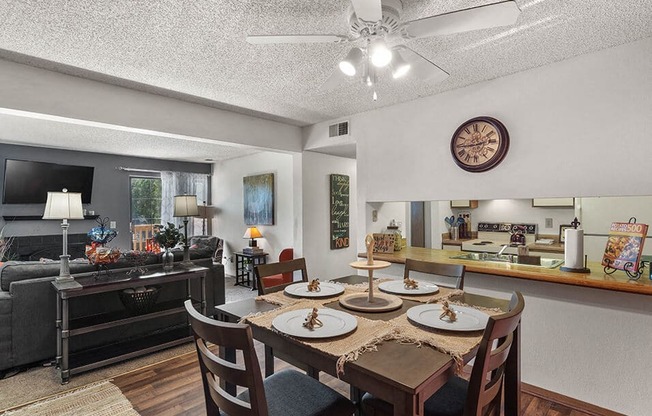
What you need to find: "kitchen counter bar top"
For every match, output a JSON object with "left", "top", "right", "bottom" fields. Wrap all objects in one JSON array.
[{"left": 359, "top": 246, "right": 652, "bottom": 296}]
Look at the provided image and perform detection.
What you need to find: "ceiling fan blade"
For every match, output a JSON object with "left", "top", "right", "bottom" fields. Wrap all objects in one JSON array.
[
  {"left": 397, "top": 46, "right": 449, "bottom": 83},
  {"left": 401, "top": 0, "right": 520, "bottom": 39},
  {"left": 319, "top": 67, "right": 349, "bottom": 92},
  {"left": 351, "top": 0, "right": 382, "bottom": 22},
  {"left": 247, "top": 35, "right": 348, "bottom": 44}
]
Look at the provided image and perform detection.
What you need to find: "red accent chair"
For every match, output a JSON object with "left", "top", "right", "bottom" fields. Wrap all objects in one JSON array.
[{"left": 260, "top": 248, "right": 293, "bottom": 289}]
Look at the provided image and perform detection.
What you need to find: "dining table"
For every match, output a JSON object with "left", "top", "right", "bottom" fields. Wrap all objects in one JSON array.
[{"left": 215, "top": 274, "right": 521, "bottom": 416}]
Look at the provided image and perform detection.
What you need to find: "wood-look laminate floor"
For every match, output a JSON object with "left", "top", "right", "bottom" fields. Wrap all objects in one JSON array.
[{"left": 113, "top": 342, "right": 593, "bottom": 416}]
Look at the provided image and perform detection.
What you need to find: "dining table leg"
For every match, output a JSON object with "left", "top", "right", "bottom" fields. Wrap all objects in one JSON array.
[
  {"left": 264, "top": 345, "right": 274, "bottom": 377},
  {"left": 392, "top": 390, "right": 421, "bottom": 416},
  {"left": 504, "top": 322, "right": 521, "bottom": 415}
]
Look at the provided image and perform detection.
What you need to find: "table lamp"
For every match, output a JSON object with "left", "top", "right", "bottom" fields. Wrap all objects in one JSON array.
[
  {"left": 197, "top": 201, "right": 211, "bottom": 235},
  {"left": 243, "top": 226, "right": 263, "bottom": 247},
  {"left": 42, "top": 188, "right": 84, "bottom": 282},
  {"left": 173, "top": 194, "right": 199, "bottom": 268}
]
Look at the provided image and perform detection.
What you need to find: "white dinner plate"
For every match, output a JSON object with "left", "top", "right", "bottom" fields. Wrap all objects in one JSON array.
[
  {"left": 272, "top": 308, "right": 358, "bottom": 339},
  {"left": 378, "top": 280, "right": 440, "bottom": 295},
  {"left": 284, "top": 282, "right": 345, "bottom": 298},
  {"left": 407, "top": 304, "right": 489, "bottom": 332}
]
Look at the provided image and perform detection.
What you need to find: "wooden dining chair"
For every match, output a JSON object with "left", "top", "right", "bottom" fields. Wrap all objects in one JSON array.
[
  {"left": 361, "top": 291, "right": 525, "bottom": 416},
  {"left": 254, "top": 257, "right": 308, "bottom": 296},
  {"left": 404, "top": 258, "right": 465, "bottom": 289},
  {"left": 258, "top": 248, "right": 294, "bottom": 288},
  {"left": 184, "top": 300, "right": 355, "bottom": 416},
  {"left": 253, "top": 257, "right": 317, "bottom": 378}
]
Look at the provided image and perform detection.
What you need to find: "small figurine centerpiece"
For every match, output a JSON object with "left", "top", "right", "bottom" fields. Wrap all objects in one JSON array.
[
  {"left": 439, "top": 300, "right": 457, "bottom": 322},
  {"left": 307, "top": 279, "right": 321, "bottom": 292},
  {"left": 302, "top": 307, "right": 323, "bottom": 330}
]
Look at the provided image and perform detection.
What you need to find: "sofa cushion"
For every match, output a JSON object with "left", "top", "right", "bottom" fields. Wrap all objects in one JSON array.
[
  {"left": 189, "top": 236, "right": 217, "bottom": 251},
  {"left": 0, "top": 261, "right": 96, "bottom": 291},
  {"left": 189, "top": 235, "right": 223, "bottom": 263}
]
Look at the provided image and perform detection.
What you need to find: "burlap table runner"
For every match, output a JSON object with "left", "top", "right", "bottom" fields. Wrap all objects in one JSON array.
[
  {"left": 387, "top": 306, "right": 504, "bottom": 371},
  {"left": 257, "top": 280, "right": 461, "bottom": 306},
  {"left": 244, "top": 300, "right": 397, "bottom": 374},
  {"left": 250, "top": 282, "right": 505, "bottom": 375},
  {"left": 394, "top": 287, "right": 463, "bottom": 303}
]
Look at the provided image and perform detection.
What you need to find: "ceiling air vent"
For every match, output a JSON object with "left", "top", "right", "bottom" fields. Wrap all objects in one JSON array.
[{"left": 328, "top": 121, "right": 349, "bottom": 138}]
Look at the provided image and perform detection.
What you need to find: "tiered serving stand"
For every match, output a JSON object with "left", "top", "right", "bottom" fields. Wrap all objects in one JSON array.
[{"left": 339, "top": 234, "right": 403, "bottom": 312}]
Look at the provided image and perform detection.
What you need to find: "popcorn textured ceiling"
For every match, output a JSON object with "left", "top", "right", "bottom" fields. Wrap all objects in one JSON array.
[{"left": 0, "top": 0, "right": 650, "bottom": 128}]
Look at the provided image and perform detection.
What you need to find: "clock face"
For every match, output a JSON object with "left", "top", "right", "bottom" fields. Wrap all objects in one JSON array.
[{"left": 450, "top": 116, "right": 509, "bottom": 172}]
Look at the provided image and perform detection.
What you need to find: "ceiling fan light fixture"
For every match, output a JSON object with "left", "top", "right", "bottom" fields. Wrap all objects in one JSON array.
[
  {"left": 369, "top": 39, "right": 392, "bottom": 67},
  {"left": 391, "top": 51, "right": 411, "bottom": 78},
  {"left": 339, "top": 47, "right": 363, "bottom": 76}
]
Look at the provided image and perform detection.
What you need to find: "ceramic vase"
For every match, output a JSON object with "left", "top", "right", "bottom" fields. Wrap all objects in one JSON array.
[{"left": 162, "top": 248, "right": 174, "bottom": 271}]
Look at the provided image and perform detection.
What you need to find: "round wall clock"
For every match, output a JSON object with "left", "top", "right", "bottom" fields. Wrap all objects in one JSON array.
[{"left": 450, "top": 116, "right": 509, "bottom": 172}]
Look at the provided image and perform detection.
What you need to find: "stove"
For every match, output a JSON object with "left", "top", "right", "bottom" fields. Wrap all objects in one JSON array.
[{"left": 462, "top": 222, "right": 537, "bottom": 254}]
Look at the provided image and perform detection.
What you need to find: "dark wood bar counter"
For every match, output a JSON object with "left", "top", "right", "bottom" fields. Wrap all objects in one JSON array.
[{"left": 358, "top": 247, "right": 652, "bottom": 296}]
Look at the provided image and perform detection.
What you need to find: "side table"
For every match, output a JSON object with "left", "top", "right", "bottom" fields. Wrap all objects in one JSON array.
[{"left": 234, "top": 251, "right": 268, "bottom": 290}]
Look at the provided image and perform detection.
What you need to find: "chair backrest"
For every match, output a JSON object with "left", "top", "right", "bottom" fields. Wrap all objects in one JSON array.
[
  {"left": 465, "top": 291, "right": 525, "bottom": 416},
  {"left": 185, "top": 300, "right": 269, "bottom": 416},
  {"left": 255, "top": 257, "right": 308, "bottom": 295},
  {"left": 404, "top": 258, "right": 465, "bottom": 289},
  {"left": 278, "top": 248, "right": 294, "bottom": 282}
]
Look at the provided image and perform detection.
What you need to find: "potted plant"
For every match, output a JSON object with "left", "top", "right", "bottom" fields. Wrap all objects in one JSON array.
[{"left": 153, "top": 222, "right": 183, "bottom": 271}]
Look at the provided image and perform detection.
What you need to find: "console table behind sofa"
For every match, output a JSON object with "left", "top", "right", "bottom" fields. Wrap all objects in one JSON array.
[{"left": 0, "top": 254, "right": 224, "bottom": 376}]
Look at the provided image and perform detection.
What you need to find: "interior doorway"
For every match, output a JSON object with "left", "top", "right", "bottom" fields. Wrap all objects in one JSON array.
[{"left": 410, "top": 201, "right": 425, "bottom": 247}]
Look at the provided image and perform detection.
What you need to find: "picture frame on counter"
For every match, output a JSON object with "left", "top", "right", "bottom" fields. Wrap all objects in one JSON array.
[{"left": 559, "top": 224, "right": 573, "bottom": 243}]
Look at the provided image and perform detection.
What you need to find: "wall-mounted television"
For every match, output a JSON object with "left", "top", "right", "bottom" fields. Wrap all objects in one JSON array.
[{"left": 2, "top": 159, "right": 95, "bottom": 204}]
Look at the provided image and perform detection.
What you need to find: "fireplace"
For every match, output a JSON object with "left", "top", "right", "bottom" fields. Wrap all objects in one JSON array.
[{"left": 7, "top": 234, "right": 89, "bottom": 261}]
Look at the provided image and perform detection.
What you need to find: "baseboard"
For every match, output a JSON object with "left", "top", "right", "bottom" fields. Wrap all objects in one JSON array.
[{"left": 521, "top": 383, "right": 625, "bottom": 416}]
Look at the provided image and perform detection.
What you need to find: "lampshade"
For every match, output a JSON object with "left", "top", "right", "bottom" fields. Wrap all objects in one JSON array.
[
  {"left": 243, "top": 227, "right": 263, "bottom": 239},
  {"left": 42, "top": 189, "right": 84, "bottom": 220},
  {"left": 339, "top": 47, "right": 363, "bottom": 76},
  {"left": 370, "top": 39, "right": 392, "bottom": 68},
  {"left": 173, "top": 195, "right": 199, "bottom": 217},
  {"left": 391, "top": 50, "right": 411, "bottom": 79}
]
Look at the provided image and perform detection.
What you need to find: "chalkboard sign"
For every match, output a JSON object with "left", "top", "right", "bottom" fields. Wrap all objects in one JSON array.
[{"left": 330, "top": 174, "right": 350, "bottom": 249}]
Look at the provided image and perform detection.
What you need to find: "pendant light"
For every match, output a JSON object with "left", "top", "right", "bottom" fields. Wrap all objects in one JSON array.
[
  {"left": 338, "top": 47, "right": 363, "bottom": 76},
  {"left": 369, "top": 39, "right": 392, "bottom": 68},
  {"left": 391, "top": 50, "right": 411, "bottom": 78}
]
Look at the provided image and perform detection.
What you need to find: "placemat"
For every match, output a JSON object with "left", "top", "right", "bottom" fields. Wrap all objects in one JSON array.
[{"left": 244, "top": 300, "right": 397, "bottom": 375}]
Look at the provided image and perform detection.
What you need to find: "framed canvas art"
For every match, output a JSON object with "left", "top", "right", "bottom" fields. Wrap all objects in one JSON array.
[{"left": 243, "top": 173, "right": 274, "bottom": 225}]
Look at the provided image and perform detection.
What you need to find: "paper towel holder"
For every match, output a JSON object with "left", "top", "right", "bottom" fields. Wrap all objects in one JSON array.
[
  {"left": 560, "top": 255, "right": 591, "bottom": 273},
  {"left": 560, "top": 217, "right": 591, "bottom": 273}
]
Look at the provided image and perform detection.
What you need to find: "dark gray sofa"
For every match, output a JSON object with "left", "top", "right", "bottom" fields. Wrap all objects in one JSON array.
[{"left": 0, "top": 247, "right": 225, "bottom": 376}]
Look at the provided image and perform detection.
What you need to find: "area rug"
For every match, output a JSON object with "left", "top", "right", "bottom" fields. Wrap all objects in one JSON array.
[
  {"left": 0, "top": 343, "right": 195, "bottom": 411},
  {"left": 1, "top": 381, "right": 139, "bottom": 416}
]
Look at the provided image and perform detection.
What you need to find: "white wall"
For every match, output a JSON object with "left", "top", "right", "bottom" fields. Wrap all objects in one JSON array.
[
  {"left": 306, "top": 37, "right": 652, "bottom": 204},
  {"left": 0, "top": 59, "right": 302, "bottom": 152},
  {"left": 213, "top": 152, "right": 297, "bottom": 277},
  {"left": 302, "top": 151, "right": 358, "bottom": 279},
  {"left": 305, "top": 38, "right": 652, "bottom": 414},
  {"left": 366, "top": 201, "right": 408, "bottom": 234}
]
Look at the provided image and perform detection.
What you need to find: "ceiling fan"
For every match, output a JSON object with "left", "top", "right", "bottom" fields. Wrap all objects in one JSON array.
[{"left": 247, "top": 0, "right": 521, "bottom": 100}]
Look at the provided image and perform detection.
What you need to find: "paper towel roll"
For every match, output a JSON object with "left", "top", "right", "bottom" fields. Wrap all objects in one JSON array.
[{"left": 564, "top": 229, "right": 585, "bottom": 269}]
